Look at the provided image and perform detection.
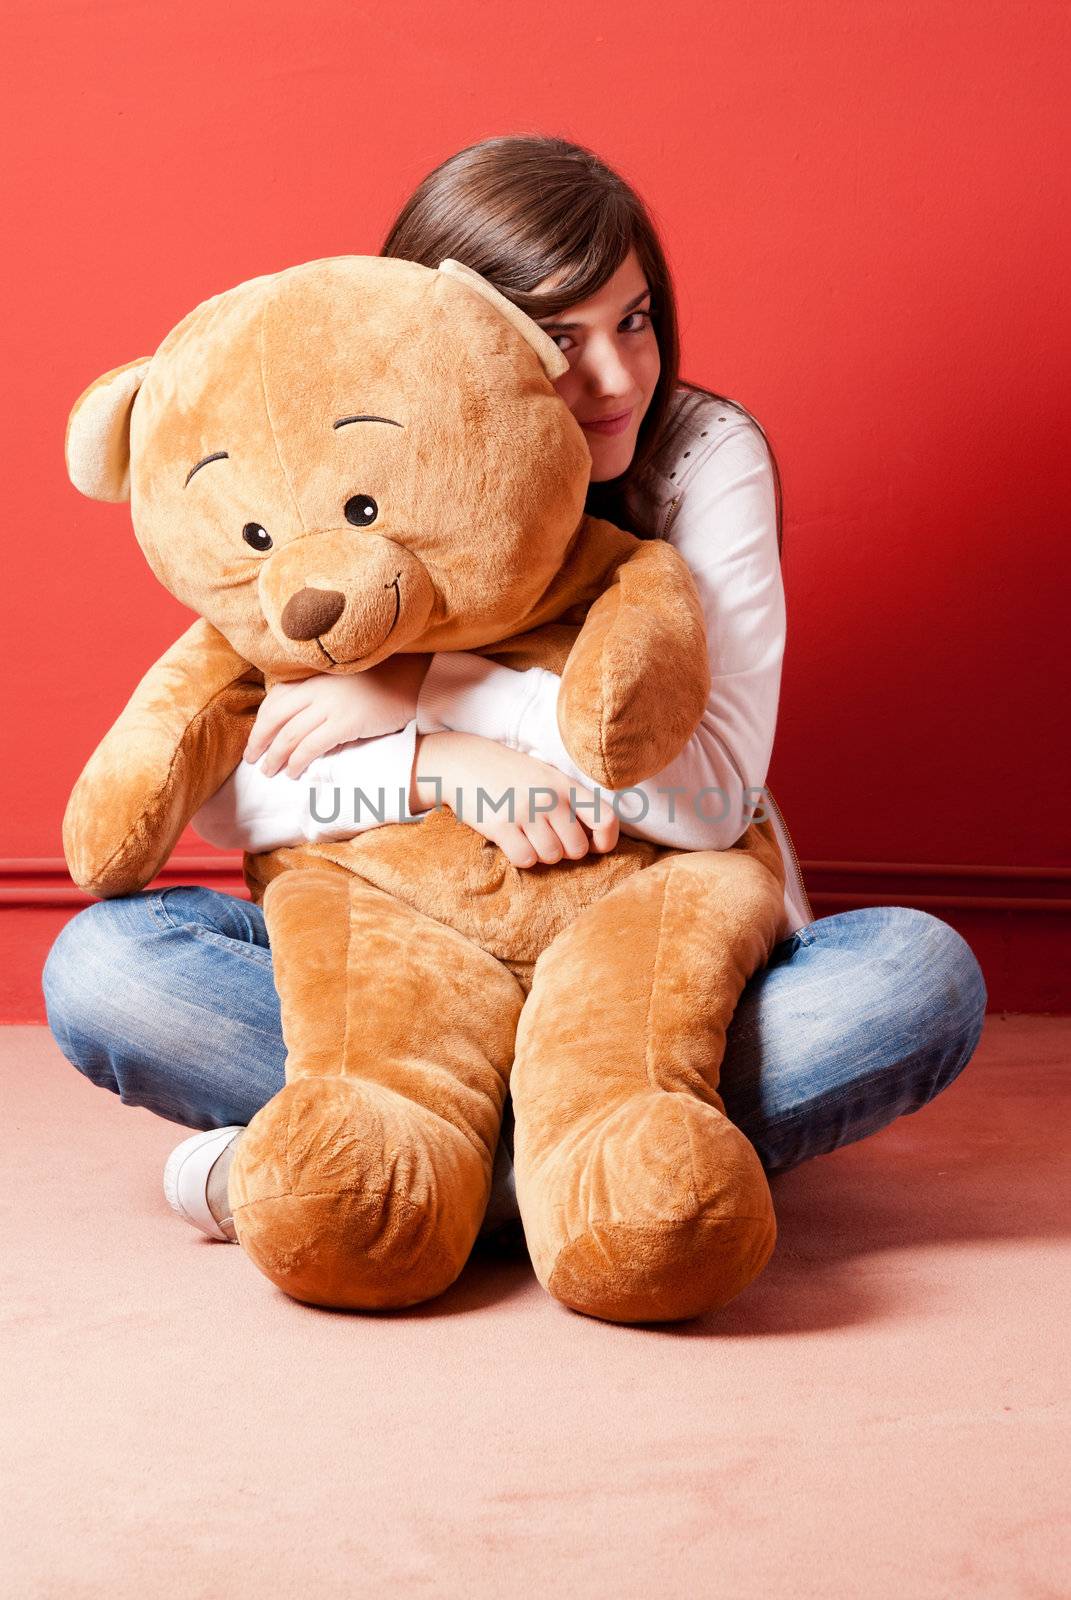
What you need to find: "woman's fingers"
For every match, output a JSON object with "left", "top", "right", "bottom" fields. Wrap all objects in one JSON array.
[
  {"left": 549, "top": 780, "right": 618, "bottom": 854},
  {"left": 408, "top": 733, "right": 625, "bottom": 872},
  {"left": 566, "top": 782, "right": 618, "bottom": 852},
  {"left": 255, "top": 707, "right": 328, "bottom": 777},
  {"left": 505, "top": 781, "right": 620, "bottom": 866},
  {"left": 550, "top": 790, "right": 601, "bottom": 857},
  {"left": 520, "top": 792, "right": 601, "bottom": 863},
  {"left": 544, "top": 799, "right": 592, "bottom": 859},
  {"left": 497, "top": 829, "right": 539, "bottom": 869},
  {"left": 521, "top": 815, "right": 566, "bottom": 865},
  {"left": 245, "top": 684, "right": 311, "bottom": 762},
  {"left": 281, "top": 726, "right": 340, "bottom": 779},
  {"left": 587, "top": 799, "right": 619, "bottom": 853}
]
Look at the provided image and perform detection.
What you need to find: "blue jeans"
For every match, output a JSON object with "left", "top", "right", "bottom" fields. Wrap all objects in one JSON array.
[{"left": 41, "top": 888, "right": 987, "bottom": 1227}]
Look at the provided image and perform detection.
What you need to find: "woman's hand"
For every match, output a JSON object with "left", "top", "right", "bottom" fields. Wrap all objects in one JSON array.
[
  {"left": 411, "top": 732, "right": 619, "bottom": 868},
  {"left": 244, "top": 654, "right": 433, "bottom": 777}
]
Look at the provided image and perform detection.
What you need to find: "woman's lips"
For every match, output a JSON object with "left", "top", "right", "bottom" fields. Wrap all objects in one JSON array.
[{"left": 580, "top": 408, "right": 633, "bottom": 436}]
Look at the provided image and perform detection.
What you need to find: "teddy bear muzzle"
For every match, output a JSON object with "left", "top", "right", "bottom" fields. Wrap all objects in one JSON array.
[{"left": 264, "top": 531, "right": 435, "bottom": 668}]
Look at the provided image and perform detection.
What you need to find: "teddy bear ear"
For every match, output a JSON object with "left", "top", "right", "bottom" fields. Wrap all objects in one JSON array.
[
  {"left": 65, "top": 356, "right": 152, "bottom": 503},
  {"left": 436, "top": 258, "right": 570, "bottom": 383}
]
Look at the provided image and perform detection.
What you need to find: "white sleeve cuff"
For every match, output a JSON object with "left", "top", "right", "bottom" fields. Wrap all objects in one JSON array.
[
  {"left": 311, "top": 719, "right": 420, "bottom": 838},
  {"left": 416, "top": 650, "right": 555, "bottom": 747},
  {"left": 417, "top": 652, "right": 596, "bottom": 787},
  {"left": 190, "top": 757, "right": 314, "bottom": 854},
  {"left": 507, "top": 667, "right": 573, "bottom": 765},
  {"left": 189, "top": 720, "right": 421, "bottom": 853}
]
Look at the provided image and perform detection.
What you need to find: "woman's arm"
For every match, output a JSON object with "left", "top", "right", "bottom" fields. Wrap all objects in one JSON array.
[
  {"left": 189, "top": 721, "right": 621, "bottom": 867},
  {"left": 189, "top": 719, "right": 422, "bottom": 852},
  {"left": 188, "top": 654, "right": 547, "bottom": 854},
  {"left": 187, "top": 652, "right": 581, "bottom": 855},
  {"left": 416, "top": 420, "right": 785, "bottom": 852}
]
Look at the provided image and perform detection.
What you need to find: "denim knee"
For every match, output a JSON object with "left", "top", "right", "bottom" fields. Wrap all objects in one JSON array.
[
  {"left": 880, "top": 905, "right": 988, "bottom": 1103},
  {"left": 43, "top": 887, "right": 285, "bottom": 1131},
  {"left": 42, "top": 898, "right": 141, "bottom": 1091}
]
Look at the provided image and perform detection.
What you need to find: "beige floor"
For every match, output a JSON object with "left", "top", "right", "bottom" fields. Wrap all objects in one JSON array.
[{"left": 2, "top": 1016, "right": 1067, "bottom": 1599}]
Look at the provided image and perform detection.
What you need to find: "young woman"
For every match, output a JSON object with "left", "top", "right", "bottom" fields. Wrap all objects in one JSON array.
[{"left": 42, "top": 135, "right": 987, "bottom": 1252}]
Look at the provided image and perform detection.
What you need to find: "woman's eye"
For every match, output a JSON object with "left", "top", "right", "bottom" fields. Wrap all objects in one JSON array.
[
  {"left": 344, "top": 494, "right": 378, "bottom": 527},
  {"left": 242, "top": 523, "right": 272, "bottom": 551},
  {"left": 623, "top": 309, "right": 654, "bottom": 333},
  {"left": 549, "top": 309, "right": 654, "bottom": 354}
]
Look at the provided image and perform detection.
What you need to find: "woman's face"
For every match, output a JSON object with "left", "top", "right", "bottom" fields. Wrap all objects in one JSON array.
[{"left": 532, "top": 246, "right": 661, "bottom": 483}]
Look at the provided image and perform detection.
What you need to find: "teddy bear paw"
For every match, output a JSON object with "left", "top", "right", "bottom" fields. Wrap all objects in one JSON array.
[
  {"left": 228, "top": 1076, "right": 491, "bottom": 1310},
  {"left": 519, "top": 1091, "right": 776, "bottom": 1324}
]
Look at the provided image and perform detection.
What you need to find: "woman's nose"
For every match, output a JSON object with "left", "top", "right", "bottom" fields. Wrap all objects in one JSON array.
[{"left": 580, "top": 341, "right": 635, "bottom": 395}]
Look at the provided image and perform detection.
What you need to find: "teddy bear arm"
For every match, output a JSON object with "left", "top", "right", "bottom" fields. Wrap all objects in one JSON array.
[
  {"left": 556, "top": 536, "right": 711, "bottom": 789},
  {"left": 62, "top": 618, "right": 264, "bottom": 898}
]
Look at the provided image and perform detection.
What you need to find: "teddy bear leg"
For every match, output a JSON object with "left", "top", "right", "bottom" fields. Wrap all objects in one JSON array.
[
  {"left": 511, "top": 846, "right": 785, "bottom": 1324},
  {"left": 229, "top": 868, "right": 524, "bottom": 1310}
]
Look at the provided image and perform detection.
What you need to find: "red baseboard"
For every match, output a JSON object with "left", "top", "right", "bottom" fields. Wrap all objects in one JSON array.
[{"left": 4, "top": 853, "right": 1069, "bottom": 1021}]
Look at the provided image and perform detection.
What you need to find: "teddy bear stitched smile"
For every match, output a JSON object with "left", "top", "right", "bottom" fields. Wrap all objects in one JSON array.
[{"left": 279, "top": 570, "right": 403, "bottom": 666}]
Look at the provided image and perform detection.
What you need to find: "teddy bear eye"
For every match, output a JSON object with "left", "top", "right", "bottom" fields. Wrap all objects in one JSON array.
[
  {"left": 242, "top": 523, "right": 272, "bottom": 551},
  {"left": 344, "top": 494, "right": 378, "bottom": 527}
]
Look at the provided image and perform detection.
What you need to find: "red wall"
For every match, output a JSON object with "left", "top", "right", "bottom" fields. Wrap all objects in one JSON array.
[{"left": 3, "top": 0, "right": 1068, "bottom": 1016}]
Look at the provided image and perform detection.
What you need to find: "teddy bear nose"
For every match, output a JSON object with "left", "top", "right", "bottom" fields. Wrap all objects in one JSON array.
[{"left": 280, "top": 586, "right": 347, "bottom": 641}]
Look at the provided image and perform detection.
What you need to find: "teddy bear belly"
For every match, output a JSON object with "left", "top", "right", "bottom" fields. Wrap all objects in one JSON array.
[{"left": 241, "top": 805, "right": 673, "bottom": 970}]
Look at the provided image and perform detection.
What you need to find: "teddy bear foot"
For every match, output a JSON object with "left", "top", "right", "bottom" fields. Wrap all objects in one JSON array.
[
  {"left": 518, "top": 1092, "right": 777, "bottom": 1325},
  {"left": 228, "top": 1075, "right": 492, "bottom": 1310}
]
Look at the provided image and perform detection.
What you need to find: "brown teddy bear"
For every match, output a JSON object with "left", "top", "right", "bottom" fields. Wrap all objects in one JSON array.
[{"left": 62, "top": 255, "right": 786, "bottom": 1323}]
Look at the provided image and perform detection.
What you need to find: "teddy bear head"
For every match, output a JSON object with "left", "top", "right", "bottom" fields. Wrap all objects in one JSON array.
[{"left": 65, "top": 255, "right": 594, "bottom": 680}]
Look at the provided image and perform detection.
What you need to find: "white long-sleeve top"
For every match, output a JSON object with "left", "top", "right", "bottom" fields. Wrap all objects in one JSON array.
[{"left": 191, "top": 388, "right": 809, "bottom": 937}]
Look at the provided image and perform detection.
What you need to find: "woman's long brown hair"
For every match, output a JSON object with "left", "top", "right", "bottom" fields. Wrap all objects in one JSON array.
[{"left": 380, "top": 134, "right": 783, "bottom": 554}]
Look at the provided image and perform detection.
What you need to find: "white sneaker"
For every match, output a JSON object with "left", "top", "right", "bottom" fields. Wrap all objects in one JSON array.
[
  {"left": 478, "top": 1134, "right": 520, "bottom": 1238},
  {"left": 163, "top": 1126, "right": 244, "bottom": 1242}
]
